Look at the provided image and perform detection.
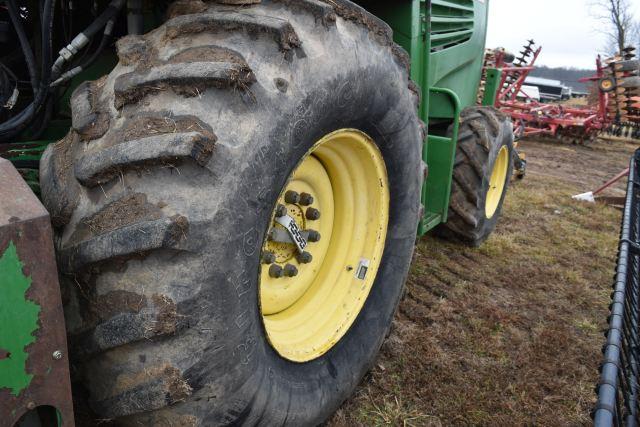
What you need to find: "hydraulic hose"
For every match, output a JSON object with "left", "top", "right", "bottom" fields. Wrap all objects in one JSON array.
[
  {"left": 0, "top": 0, "right": 55, "bottom": 141},
  {"left": 0, "top": 0, "right": 125, "bottom": 141},
  {"left": 51, "top": 18, "right": 116, "bottom": 87},
  {"left": 4, "top": 0, "right": 38, "bottom": 92},
  {"left": 52, "top": 0, "right": 125, "bottom": 78}
]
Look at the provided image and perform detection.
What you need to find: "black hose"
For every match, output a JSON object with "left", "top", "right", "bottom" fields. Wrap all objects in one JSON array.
[
  {"left": 84, "top": 0, "right": 125, "bottom": 39},
  {"left": 0, "top": 0, "right": 124, "bottom": 141},
  {"left": 27, "top": 95, "right": 53, "bottom": 140},
  {"left": 0, "top": 0, "right": 55, "bottom": 141},
  {"left": 4, "top": 0, "right": 38, "bottom": 92},
  {"left": 0, "top": 62, "right": 17, "bottom": 83},
  {"left": 51, "top": 0, "right": 124, "bottom": 80}
]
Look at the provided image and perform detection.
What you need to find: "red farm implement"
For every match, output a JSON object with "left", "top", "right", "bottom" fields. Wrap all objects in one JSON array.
[{"left": 482, "top": 41, "right": 640, "bottom": 144}]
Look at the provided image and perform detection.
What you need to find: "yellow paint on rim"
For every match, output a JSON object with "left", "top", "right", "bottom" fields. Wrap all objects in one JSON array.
[
  {"left": 485, "top": 145, "right": 509, "bottom": 219},
  {"left": 259, "top": 129, "right": 389, "bottom": 363}
]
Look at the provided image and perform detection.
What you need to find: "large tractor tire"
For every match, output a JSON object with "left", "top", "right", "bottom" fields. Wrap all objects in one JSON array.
[
  {"left": 437, "top": 106, "right": 514, "bottom": 246},
  {"left": 39, "top": 1, "right": 422, "bottom": 425}
]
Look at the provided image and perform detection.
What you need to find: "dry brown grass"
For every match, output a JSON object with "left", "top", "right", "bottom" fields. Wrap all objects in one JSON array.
[{"left": 329, "top": 138, "right": 636, "bottom": 426}]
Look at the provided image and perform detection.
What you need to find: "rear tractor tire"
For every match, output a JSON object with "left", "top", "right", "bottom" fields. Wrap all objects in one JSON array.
[
  {"left": 39, "top": 1, "right": 422, "bottom": 425},
  {"left": 437, "top": 106, "right": 514, "bottom": 246}
]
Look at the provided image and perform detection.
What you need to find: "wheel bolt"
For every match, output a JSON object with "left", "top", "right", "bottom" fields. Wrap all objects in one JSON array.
[
  {"left": 269, "top": 264, "right": 284, "bottom": 278},
  {"left": 285, "top": 191, "right": 300, "bottom": 204},
  {"left": 262, "top": 251, "right": 276, "bottom": 264},
  {"left": 275, "top": 204, "right": 288, "bottom": 217},
  {"left": 283, "top": 264, "right": 298, "bottom": 277},
  {"left": 299, "top": 192, "right": 314, "bottom": 206},
  {"left": 307, "top": 230, "right": 321, "bottom": 242},
  {"left": 296, "top": 251, "right": 313, "bottom": 264},
  {"left": 306, "top": 208, "right": 320, "bottom": 220}
]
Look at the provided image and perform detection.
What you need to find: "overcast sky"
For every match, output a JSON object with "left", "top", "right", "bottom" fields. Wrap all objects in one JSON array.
[{"left": 486, "top": 0, "right": 640, "bottom": 69}]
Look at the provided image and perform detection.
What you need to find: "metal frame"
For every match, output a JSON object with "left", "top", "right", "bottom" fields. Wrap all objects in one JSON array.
[
  {"left": 594, "top": 148, "right": 640, "bottom": 426},
  {"left": 484, "top": 45, "right": 611, "bottom": 142},
  {"left": 0, "top": 159, "right": 74, "bottom": 427}
]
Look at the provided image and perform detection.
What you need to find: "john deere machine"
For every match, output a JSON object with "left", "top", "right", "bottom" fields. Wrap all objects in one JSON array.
[{"left": 0, "top": 0, "right": 513, "bottom": 425}]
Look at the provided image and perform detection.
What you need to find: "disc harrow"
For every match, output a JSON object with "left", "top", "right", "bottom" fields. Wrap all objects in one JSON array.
[{"left": 482, "top": 42, "right": 640, "bottom": 144}]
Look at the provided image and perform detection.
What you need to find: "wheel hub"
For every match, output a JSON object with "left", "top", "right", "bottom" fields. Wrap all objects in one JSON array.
[{"left": 259, "top": 129, "right": 389, "bottom": 362}]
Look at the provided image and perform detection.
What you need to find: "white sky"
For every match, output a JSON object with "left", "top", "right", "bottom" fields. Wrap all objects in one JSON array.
[{"left": 486, "top": 0, "right": 640, "bottom": 69}]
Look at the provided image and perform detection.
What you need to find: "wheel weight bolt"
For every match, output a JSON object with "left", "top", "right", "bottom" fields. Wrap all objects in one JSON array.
[
  {"left": 306, "top": 208, "right": 320, "bottom": 220},
  {"left": 299, "top": 192, "right": 314, "bottom": 206},
  {"left": 275, "top": 204, "right": 288, "bottom": 217},
  {"left": 307, "top": 230, "right": 321, "bottom": 242},
  {"left": 296, "top": 251, "right": 313, "bottom": 264},
  {"left": 262, "top": 251, "right": 276, "bottom": 264},
  {"left": 269, "top": 264, "right": 284, "bottom": 278},
  {"left": 284, "top": 264, "right": 298, "bottom": 277},
  {"left": 285, "top": 191, "right": 300, "bottom": 204}
]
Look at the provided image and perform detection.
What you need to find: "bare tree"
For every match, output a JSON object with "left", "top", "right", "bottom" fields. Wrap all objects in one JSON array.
[{"left": 591, "top": 0, "right": 638, "bottom": 54}]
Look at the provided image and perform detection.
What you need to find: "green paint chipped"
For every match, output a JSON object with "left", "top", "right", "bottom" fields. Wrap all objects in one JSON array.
[{"left": 0, "top": 241, "right": 41, "bottom": 396}]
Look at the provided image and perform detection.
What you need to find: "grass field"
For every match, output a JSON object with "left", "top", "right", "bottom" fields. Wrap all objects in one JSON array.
[{"left": 329, "top": 139, "right": 636, "bottom": 426}]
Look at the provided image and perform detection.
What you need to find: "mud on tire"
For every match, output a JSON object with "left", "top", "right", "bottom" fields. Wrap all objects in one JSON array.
[
  {"left": 436, "top": 106, "right": 514, "bottom": 247},
  {"left": 40, "top": 1, "right": 422, "bottom": 425}
]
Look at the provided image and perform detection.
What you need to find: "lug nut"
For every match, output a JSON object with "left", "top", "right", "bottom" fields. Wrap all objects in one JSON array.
[
  {"left": 307, "top": 230, "right": 321, "bottom": 242},
  {"left": 296, "top": 251, "right": 313, "bottom": 264},
  {"left": 299, "top": 192, "right": 314, "bottom": 206},
  {"left": 262, "top": 251, "right": 276, "bottom": 264},
  {"left": 285, "top": 191, "right": 300, "bottom": 204},
  {"left": 275, "top": 204, "right": 288, "bottom": 217},
  {"left": 269, "top": 264, "right": 284, "bottom": 278},
  {"left": 305, "top": 208, "right": 320, "bottom": 220},
  {"left": 283, "top": 264, "right": 298, "bottom": 277}
]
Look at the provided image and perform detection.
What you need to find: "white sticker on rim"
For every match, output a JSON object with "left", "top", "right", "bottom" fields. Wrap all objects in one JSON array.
[
  {"left": 275, "top": 214, "right": 308, "bottom": 253},
  {"left": 355, "top": 258, "right": 370, "bottom": 281}
]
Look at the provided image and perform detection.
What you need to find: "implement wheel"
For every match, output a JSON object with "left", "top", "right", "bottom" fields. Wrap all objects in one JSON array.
[
  {"left": 599, "top": 77, "right": 616, "bottom": 93},
  {"left": 39, "top": 1, "right": 422, "bottom": 425},
  {"left": 437, "top": 106, "right": 514, "bottom": 246}
]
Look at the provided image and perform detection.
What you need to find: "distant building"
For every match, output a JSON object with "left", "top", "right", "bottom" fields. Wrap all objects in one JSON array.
[{"left": 524, "top": 76, "right": 572, "bottom": 101}]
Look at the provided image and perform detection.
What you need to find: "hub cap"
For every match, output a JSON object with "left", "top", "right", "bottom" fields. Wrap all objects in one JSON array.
[
  {"left": 485, "top": 145, "right": 509, "bottom": 219},
  {"left": 259, "top": 129, "right": 389, "bottom": 362}
]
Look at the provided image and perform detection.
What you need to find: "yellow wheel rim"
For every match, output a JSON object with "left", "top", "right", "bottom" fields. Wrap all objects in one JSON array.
[
  {"left": 485, "top": 145, "right": 509, "bottom": 219},
  {"left": 259, "top": 129, "right": 389, "bottom": 363}
]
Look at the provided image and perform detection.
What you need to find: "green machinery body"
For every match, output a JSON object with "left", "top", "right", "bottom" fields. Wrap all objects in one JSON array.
[{"left": 365, "top": 0, "right": 489, "bottom": 235}]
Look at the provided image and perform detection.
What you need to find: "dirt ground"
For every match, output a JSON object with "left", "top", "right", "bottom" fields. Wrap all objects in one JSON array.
[{"left": 329, "top": 138, "right": 637, "bottom": 426}]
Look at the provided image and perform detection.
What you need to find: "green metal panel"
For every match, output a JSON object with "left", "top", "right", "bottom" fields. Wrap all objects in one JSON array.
[
  {"left": 428, "top": 0, "right": 489, "bottom": 111},
  {"left": 0, "top": 242, "right": 40, "bottom": 396},
  {"left": 482, "top": 67, "right": 501, "bottom": 106},
  {"left": 366, "top": 0, "right": 488, "bottom": 234},
  {"left": 0, "top": 158, "right": 74, "bottom": 425},
  {"left": 421, "top": 87, "right": 461, "bottom": 235}
]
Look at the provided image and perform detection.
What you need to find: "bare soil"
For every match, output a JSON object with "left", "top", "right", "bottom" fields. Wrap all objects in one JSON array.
[{"left": 329, "top": 138, "right": 636, "bottom": 426}]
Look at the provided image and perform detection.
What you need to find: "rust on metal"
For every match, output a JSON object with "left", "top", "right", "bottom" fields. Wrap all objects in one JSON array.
[{"left": 0, "top": 158, "right": 75, "bottom": 426}]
